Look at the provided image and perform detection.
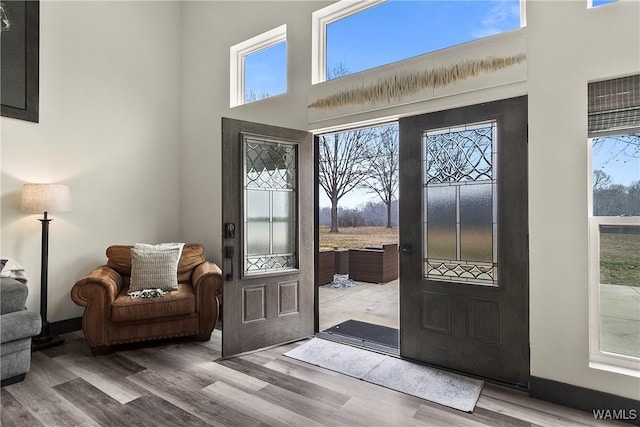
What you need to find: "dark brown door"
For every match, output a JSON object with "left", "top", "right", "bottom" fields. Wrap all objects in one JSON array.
[
  {"left": 398, "top": 97, "right": 529, "bottom": 387},
  {"left": 222, "top": 118, "right": 314, "bottom": 358}
]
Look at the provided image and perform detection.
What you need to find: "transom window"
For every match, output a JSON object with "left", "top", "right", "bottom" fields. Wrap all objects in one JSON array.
[
  {"left": 313, "top": 0, "right": 524, "bottom": 83},
  {"left": 590, "top": 0, "right": 617, "bottom": 8},
  {"left": 230, "top": 25, "right": 287, "bottom": 107}
]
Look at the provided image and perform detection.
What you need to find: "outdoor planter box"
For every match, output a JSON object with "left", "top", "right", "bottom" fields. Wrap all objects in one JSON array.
[
  {"left": 348, "top": 244, "right": 398, "bottom": 283},
  {"left": 334, "top": 249, "right": 349, "bottom": 275},
  {"left": 318, "top": 250, "right": 335, "bottom": 286}
]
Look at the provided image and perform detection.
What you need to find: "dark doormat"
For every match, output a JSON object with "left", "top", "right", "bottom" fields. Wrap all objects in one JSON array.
[{"left": 323, "top": 319, "right": 399, "bottom": 349}]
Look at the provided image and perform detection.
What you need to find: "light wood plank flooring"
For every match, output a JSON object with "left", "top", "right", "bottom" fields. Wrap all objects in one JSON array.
[{"left": 1, "top": 330, "right": 628, "bottom": 427}]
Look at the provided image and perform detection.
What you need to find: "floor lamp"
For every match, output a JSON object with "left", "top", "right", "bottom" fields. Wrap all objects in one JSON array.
[{"left": 21, "top": 183, "right": 71, "bottom": 351}]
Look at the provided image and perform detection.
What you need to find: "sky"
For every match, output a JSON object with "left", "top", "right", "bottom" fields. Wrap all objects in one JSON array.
[
  {"left": 244, "top": 41, "right": 287, "bottom": 102},
  {"left": 592, "top": 137, "right": 640, "bottom": 187},
  {"left": 326, "top": 0, "right": 521, "bottom": 78}
]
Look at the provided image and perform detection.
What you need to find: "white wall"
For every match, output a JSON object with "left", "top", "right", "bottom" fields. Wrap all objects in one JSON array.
[{"left": 1, "top": 1, "right": 183, "bottom": 321}]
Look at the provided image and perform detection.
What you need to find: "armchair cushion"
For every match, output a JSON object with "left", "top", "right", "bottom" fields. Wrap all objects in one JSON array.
[
  {"left": 111, "top": 282, "right": 196, "bottom": 322},
  {"left": 129, "top": 243, "right": 184, "bottom": 292}
]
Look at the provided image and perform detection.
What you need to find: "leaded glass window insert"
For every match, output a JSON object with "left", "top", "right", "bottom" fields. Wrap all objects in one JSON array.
[
  {"left": 423, "top": 121, "right": 498, "bottom": 286},
  {"left": 243, "top": 134, "right": 297, "bottom": 275}
]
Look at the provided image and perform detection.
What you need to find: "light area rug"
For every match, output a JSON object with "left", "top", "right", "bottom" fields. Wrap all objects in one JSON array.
[{"left": 284, "top": 338, "right": 483, "bottom": 413}]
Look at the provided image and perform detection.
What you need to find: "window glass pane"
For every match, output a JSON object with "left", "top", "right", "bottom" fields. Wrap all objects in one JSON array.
[
  {"left": 598, "top": 225, "right": 640, "bottom": 358},
  {"left": 592, "top": 0, "right": 617, "bottom": 7},
  {"left": 425, "top": 123, "right": 494, "bottom": 183},
  {"left": 426, "top": 186, "right": 457, "bottom": 260},
  {"left": 273, "top": 190, "right": 296, "bottom": 254},
  {"left": 245, "top": 190, "right": 269, "bottom": 220},
  {"left": 272, "top": 221, "right": 295, "bottom": 254},
  {"left": 244, "top": 41, "right": 287, "bottom": 103},
  {"left": 460, "top": 183, "right": 493, "bottom": 262},
  {"left": 592, "top": 133, "right": 640, "bottom": 216},
  {"left": 243, "top": 136, "right": 297, "bottom": 274},
  {"left": 423, "top": 121, "right": 497, "bottom": 285},
  {"left": 245, "top": 221, "right": 270, "bottom": 256},
  {"left": 326, "top": 0, "right": 520, "bottom": 79},
  {"left": 272, "top": 190, "right": 294, "bottom": 220}
]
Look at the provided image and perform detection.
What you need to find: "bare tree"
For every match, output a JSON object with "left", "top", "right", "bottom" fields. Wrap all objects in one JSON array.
[
  {"left": 361, "top": 124, "right": 399, "bottom": 228},
  {"left": 593, "top": 169, "right": 613, "bottom": 191},
  {"left": 319, "top": 128, "right": 376, "bottom": 232},
  {"left": 592, "top": 133, "right": 640, "bottom": 164},
  {"left": 592, "top": 134, "right": 639, "bottom": 215},
  {"left": 244, "top": 90, "right": 270, "bottom": 103},
  {"left": 327, "top": 63, "right": 350, "bottom": 80},
  {"left": 629, "top": 181, "right": 640, "bottom": 215}
]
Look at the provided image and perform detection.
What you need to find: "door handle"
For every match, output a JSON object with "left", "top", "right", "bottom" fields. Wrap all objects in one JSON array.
[
  {"left": 224, "top": 246, "right": 234, "bottom": 281},
  {"left": 401, "top": 244, "right": 413, "bottom": 255}
]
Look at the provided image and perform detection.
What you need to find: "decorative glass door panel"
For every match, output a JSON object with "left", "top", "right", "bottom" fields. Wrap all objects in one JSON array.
[
  {"left": 423, "top": 121, "right": 498, "bottom": 286},
  {"left": 243, "top": 134, "right": 298, "bottom": 275}
]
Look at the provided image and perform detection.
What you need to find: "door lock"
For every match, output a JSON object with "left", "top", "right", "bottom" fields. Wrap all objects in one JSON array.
[{"left": 224, "top": 223, "right": 236, "bottom": 239}]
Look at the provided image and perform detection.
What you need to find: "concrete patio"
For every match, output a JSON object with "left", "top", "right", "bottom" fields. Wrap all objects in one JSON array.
[
  {"left": 319, "top": 278, "right": 399, "bottom": 332},
  {"left": 600, "top": 284, "right": 640, "bottom": 358},
  {"left": 319, "top": 279, "right": 640, "bottom": 359}
]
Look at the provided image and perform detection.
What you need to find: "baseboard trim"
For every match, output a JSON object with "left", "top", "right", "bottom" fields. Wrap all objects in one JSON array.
[
  {"left": 49, "top": 317, "right": 82, "bottom": 336},
  {"left": 530, "top": 376, "right": 640, "bottom": 425}
]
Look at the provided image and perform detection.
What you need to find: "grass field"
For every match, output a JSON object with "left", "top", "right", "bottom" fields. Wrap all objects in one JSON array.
[
  {"left": 320, "top": 227, "right": 638, "bottom": 287},
  {"left": 319, "top": 226, "right": 399, "bottom": 250},
  {"left": 600, "top": 232, "right": 640, "bottom": 287}
]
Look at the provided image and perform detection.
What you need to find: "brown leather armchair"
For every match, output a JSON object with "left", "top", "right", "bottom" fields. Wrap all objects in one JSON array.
[{"left": 71, "top": 244, "right": 222, "bottom": 355}]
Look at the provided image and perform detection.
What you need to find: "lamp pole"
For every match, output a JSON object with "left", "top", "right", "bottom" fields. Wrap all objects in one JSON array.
[
  {"left": 32, "top": 211, "right": 64, "bottom": 350},
  {"left": 21, "top": 183, "right": 70, "bottom": 351}
]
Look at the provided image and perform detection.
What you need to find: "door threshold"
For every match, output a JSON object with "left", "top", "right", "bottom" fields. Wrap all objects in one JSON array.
[{"left": 315, "top": 331, "right": 400, "bottom": 356}]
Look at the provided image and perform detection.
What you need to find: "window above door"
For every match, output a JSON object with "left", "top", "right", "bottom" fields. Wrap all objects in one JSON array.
[
  {"left": 230, "top": 25, "right": 287, "bottom": 107},
  {"left": 312, "top": 0, "right": 525, "bottom": 84}
]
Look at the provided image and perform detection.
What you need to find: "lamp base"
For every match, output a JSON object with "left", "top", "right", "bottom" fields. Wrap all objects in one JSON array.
[
  {"left": 32, "top": 321, "right": 65, "bottom": 351},
  {"left": 32, "top": 334, "right": 65, "bottom": 351}
]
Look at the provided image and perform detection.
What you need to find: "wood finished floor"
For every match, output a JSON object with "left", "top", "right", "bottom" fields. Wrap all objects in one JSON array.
[{"left": 1, "top": 330, "right": 628, "bottom": 427}]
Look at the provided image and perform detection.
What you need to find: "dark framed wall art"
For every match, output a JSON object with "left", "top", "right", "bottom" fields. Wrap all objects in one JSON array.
[{"left": 1, "top": 0, "right": 39, "bottom": 123}]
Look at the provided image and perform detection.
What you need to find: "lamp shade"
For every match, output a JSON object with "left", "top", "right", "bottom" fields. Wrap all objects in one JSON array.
[{"left": 21, "top": 184, "right": 72, "bottom": 213}]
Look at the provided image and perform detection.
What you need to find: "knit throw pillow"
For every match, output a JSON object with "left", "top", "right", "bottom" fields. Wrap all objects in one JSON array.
[{"left": 129, "top": 243, "right": 185, "bottom": 292}]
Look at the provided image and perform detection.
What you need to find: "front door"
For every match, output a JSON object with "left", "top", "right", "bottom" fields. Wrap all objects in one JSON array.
[
  {"left": 221, "top": 118, "right": 314, "bottom": 358},
  {"left": 398, "top": 97, "right": 529, "bottom": 387}
]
